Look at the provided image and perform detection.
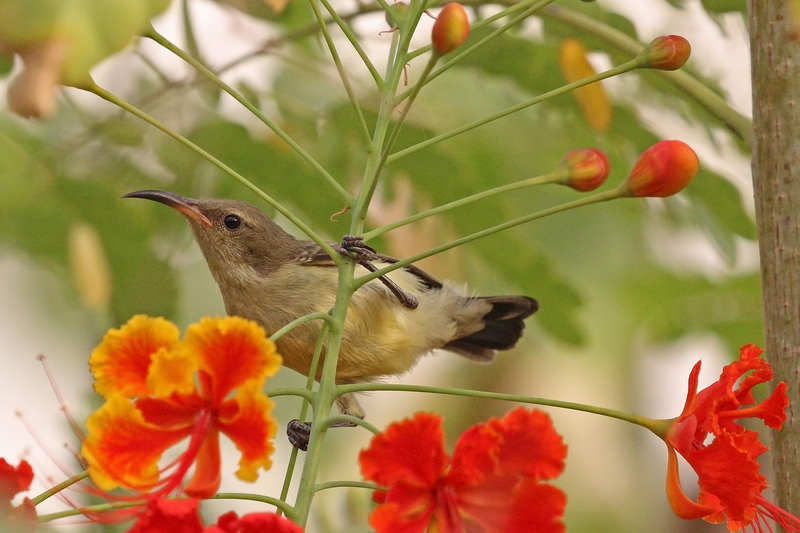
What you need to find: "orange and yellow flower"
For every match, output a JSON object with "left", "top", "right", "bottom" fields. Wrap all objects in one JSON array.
[
  {"left": 81, "top": 315, "right": 281, "bottom": 499},
  {"left": 662, "top": 344, "right": 799, "bottom": 531},
  {"left": 359, "top": 407, "right": 567, "bottom": 533}
]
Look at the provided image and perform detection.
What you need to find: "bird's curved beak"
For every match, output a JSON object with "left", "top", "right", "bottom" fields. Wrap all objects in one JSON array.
[{"left": 123, "top": 190, "right": 213, "bottom": 227}]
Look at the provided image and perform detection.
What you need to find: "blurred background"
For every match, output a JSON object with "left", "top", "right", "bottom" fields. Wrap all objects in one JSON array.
[{"left": 0, "top": 0, "right": 759, "bottom": 531}]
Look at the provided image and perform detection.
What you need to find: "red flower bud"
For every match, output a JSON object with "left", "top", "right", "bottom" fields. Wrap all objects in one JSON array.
[
  {"left": 623, "top": 140, "right": 699, "bottom": 197},
  {"left": 558, "top": 148, "right": 610, "bottom": 192},
  {"left": 431, "top": 3, "right": 469, "bottom": 55},
  {"left": 643, "top": 35, "right": 691, "bottom": 71}
]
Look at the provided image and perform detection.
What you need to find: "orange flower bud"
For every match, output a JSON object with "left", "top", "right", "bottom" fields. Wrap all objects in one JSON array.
[
  {"left": 558, "top": 148, "right": 610, "bottom": 192},
  {"left": 643, "top": 35, "right": 691, "bottom": 71},
  {"left": 431, "top": 3, "right": 469, "bottom": 55},
  {"left": 622, "top": 140, "right": 699, "bottom": 197}
]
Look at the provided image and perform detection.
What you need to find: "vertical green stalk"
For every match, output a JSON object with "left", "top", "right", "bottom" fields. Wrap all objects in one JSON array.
[
  {"left": 352, "top": 0, "right": 426, "bottom": 230},
  {"left": 292, "top": 259, "right": 356, "bottom": 524},
  {"left": 292, "top": 3, "right": 429, "bottom": 523}
]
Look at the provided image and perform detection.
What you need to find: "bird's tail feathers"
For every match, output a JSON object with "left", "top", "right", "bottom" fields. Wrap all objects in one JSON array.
[{"left": 443, "top": 296, "right": 538, "bottom": 362}]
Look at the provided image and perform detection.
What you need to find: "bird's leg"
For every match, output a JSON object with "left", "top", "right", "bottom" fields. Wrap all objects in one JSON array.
[
  {"left": 286, "top": 419, "right": 358, "bottom": 452},
  {"left": 287, "top": 394, "right": 365, "bottom": 451},
  {"left": 339, "top": 235, "right": 419, "bottom": 309}
]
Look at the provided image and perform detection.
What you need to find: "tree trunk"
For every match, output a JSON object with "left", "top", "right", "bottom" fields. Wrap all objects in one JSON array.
[{"left": 750, "top": 0, "right": 800, "bottom": 519}]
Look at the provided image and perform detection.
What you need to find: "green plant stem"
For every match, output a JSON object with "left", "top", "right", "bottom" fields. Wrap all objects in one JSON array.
[
  {"left": 213, "top": 493, "right": 296, "bottom": 516},
  {"left": 269, "top": 312, "right": 335, "bottom": 342},
  {"left": 314, "top": 480, "right": 378, "bottom": 492},
  {"left": 278, "top": 322, "right": 329, "bottom": 513},
  {"left": 356, "top": 187, "right": 628, "bottom": 288},
  {"left": 361, "top": 53, "right": 440, "bottom": 214},
  {"left": 81, "top": 79, "right": 339, "bottom": 260},
  {"left": 352, "top": 0, "right": 427, "bottom": 232},
  {"left": 407, "top": 0, "right": 552, "bottom": 62},
  {"left": 310, "top": 0, "right": 376, "bottom": 148},
  {"left": 323, "top": 414, "right": 381, "bottom": 434},
  {"left": 292, "top": 260, "right": 357, "bottom": 525},
  {"left": 180, "top": 0, "right": 201, "bottom": 61},
  {"left": 338, "top": 383, "right": 664, "bottom": 433},
  {"left": 145, "top": 26, "right": 352, "bottom": 203},
  {"left": 536, "top": 4, "right": 752, "bottom": 147},
  {"left": 317, "top": 0, "right": 383, "bottom": 89},
  {"left": 388, "top": 54, "right": 648, "bottom": 163},
  {"left": 31, "top": 471, "right": 88, "bottom": 505},
  {"left": 363, "top": 168, "right": 568, "bottom": 241},
  {"left": 38, "top": 500, "right": 146, "bottom": 522},
  {"left": 399, "top": 0, "right": 557, "bottom": 101},
  {"left": 264, "top": 388, "right": 316, "bottom": 402}
]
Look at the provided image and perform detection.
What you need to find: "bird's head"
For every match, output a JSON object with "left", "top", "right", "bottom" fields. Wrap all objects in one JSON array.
[{"left": 124, "top": 190, "right": 298, "bottom": 284}]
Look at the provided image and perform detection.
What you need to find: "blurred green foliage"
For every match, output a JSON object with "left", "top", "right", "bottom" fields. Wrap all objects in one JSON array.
[
  {"left": 0, "top": 0, "right": 758, "bottom": 347},
  {"left": 0, "top": 0, "right": 760, "bottom": 531}
]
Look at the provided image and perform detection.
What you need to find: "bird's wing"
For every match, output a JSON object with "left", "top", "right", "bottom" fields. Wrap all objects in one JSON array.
[{"left": 294, "top": 241, "right": 443, "bottom": 290}]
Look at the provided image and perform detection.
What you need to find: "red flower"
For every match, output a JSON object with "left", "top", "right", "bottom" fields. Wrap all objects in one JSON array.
[
  {"left": 127, "top": 498, "right": 303, "bottom": 533},
  {"left": 81, "top": 315, "right": 282, "bottom": 499},
  {"left": 359, "top": 408, "right": 567, "bottom": 533},
  {"left": 207, "top": 510, "right": 304, "bottom": 533},
  {"left": 0, "top": 459, "right": 37, "bottom": 533},
  {"left": 663, "top": 344, "right": 800, "bottom": 531},
  {"left": 128, "top": 498, "right": 204, "bottom": 533},
  {"left": 621, "top": 140, "right": 698, "bottom": 197}
]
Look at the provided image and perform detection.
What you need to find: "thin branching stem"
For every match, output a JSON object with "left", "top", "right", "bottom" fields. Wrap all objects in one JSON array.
[
  {"left": 363, "top": 169, "right": 567, "bottom": 241},
  {"left": 146, "top": 26, "right": 353, "bottom": 203},
  {"left": 310, "top": 0, "right": 375, "bottom": 148},
  {"left": 82, "top": 79, "right": 339, "bottom": 259}
]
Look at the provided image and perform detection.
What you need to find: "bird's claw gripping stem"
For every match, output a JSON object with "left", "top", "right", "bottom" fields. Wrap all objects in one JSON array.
[{"left": 339, "top": 235, "right": 419, "bottom": 309}]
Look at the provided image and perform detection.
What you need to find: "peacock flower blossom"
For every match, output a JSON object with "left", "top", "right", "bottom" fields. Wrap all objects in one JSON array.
[
  {"left": 127, "top": 497, "right": 304, "bottom": 533},
  {"left": 0, "top": 458, "right": 37, "bottom": 533},
  {"left": 661, "top": 344, "right": 800, "bottom": 532},
  {"left": 359, "top": 407, "right": 567, "bottom": 533},
  {"left": 81, "top": 315, "right": 282, "bottom": 499}
]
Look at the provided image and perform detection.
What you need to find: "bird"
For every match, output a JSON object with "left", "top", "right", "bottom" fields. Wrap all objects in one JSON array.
[{"left": 123, "top": 190, "right": 538, "bottom": 430}]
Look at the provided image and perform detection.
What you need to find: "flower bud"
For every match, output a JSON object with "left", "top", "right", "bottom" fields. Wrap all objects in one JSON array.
[
  {"left": 558, "top": 148, "right": 610, "bottom": 192},
  {"left": 385, "top": 2, "right": 409, "bottom": 29},
  {"left": 431, "top": 3, "right": 469, "bottom": 55},
  {"left": 622, "top": 140, "right": 699, "bottom": 197},
  {"left": 642, "top": 35, "right": 691, "bottom": 71}
]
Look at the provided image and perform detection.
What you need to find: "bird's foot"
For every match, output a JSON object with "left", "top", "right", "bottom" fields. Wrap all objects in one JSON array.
[
  {"left": 338, "top": 235, "right": 419, "bottom": 310},
  {"left": 286, "top": 418, "right": 359, "bottom": 452},
  {"left": 287, "top": 419, "right": 312, "bottom": 451}
]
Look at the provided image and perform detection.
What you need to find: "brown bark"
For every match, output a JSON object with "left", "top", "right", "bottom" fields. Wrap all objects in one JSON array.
[{"left": 750, "top": 0, "right": 800, "bottom": 519}]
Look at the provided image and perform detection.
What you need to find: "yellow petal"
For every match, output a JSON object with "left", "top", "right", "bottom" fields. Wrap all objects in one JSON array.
[
  {"left": 90, "top": 315, "right": 180, "bottom": 398},
  {"left": 558, "top": 38, "right": 612, "bottom": 132},
  {"left": 146, "top": 347, "right": 199, "bottom": 398}
]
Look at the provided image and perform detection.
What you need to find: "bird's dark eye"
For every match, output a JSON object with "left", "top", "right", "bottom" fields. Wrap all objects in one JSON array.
[{"left": 223, "top": 214, "right": 241, "bottom": 230}]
